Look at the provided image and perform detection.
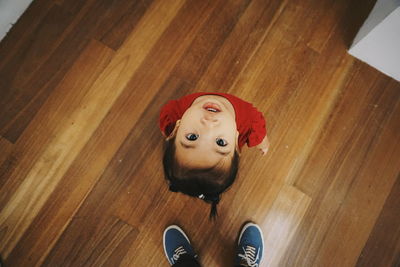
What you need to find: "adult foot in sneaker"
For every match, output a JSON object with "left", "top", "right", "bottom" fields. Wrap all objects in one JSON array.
[
  {"left": 236, "top": 222, "right": 264, "bottom": 267},
  {"left": 163, "top": 225, "right": 198, "bottom": 265}
]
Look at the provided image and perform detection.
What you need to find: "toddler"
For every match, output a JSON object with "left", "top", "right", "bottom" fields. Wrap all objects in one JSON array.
[{"left": 159, "top": 92, "right": 269, "bottom": 218}]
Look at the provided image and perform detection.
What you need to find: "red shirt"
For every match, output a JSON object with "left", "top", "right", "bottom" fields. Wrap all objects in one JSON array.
[{"left": 159, "top": 92, "right": 267, "bottom": 149}]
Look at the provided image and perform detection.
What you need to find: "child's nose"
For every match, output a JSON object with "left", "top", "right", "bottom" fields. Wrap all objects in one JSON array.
[{"left": 201, "top": 116, "right": 218, "bottom": 125}]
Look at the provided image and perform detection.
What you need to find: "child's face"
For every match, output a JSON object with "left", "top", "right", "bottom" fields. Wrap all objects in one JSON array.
[{"left": 174, "top": 96, "right": 238, "bottom": 169}]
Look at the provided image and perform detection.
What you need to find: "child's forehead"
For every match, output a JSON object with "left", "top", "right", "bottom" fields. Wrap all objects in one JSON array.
[{"left": 178, "top": 159, "right": 231, "bottom": 172}]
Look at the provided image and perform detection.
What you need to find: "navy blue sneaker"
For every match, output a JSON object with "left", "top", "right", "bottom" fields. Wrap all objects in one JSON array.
[
  {"left": 163, "top": 225, "right": 198, "bottom": 265},
  {"left": 235, "top": 222, "right": 264, "bottom": 267}
]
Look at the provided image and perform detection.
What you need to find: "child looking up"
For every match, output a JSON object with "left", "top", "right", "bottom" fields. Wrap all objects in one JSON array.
[{"left": 160, "top": 93, "right": 269, "bottom": 219}]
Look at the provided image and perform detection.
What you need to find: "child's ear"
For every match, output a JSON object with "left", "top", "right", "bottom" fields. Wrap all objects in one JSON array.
[
  {"left": 235, "top": 130, "right": 242, "bottom": 156},
  {"left": 166, "top": 120, "right": 181, "bottom": 141}
]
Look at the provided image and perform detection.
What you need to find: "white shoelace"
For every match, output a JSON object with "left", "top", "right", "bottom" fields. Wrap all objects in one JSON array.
[
  {"left": 238, "top": 245, "right": 260, "bottom": 267},
  {"left": 171, "top": 246, "right": 187, "bottom": 262}
]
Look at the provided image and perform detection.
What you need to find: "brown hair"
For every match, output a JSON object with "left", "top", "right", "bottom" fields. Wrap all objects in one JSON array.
[{"left": 163, "top": 137, "right": 239, "bottom": 219}]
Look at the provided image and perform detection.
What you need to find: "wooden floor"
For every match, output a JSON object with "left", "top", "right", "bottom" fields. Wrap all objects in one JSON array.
[{"left": 0, "top": 0, "right": 399, "bottom": 266}]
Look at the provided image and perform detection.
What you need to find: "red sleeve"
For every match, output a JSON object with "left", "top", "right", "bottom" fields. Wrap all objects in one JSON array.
[
  {"left": 159, "top": 100, "right": 182, "bottom": 137},
  {"left": 247, "top": 106, "right": 267, "bottom": 147}
]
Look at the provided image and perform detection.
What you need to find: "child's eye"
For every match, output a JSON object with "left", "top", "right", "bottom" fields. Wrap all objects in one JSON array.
[
  {"left": 216, "top": 138, "right": 228, "bottom": 147},
  {"left": 186, "top": 133, "right": 199, "bottom": 141}
]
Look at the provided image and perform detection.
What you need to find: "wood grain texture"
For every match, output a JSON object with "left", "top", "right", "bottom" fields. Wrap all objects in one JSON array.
[
  {"left": 0, "top": 0, "right": 92, "bottom": 142},
  {"left": 0, "top": 3, "right": 74, "bottom": 141},
  {"left": 262, "top": 186, "right": 311, "bottom": 267},
  {"left": 5, "top": 0, "right": 213, "bottom": 265},
  {"left": 0, "top": 0, "right": 54, "bottom": 71},
  {"left": 0, "top": 0, "right": 152, "bottom": 143},
  {"left": 0, "top": 0, "right": 399, "bottom": 266},
  {"left": 283, "top": 64, "right": 400, "bottom": 267},
  {"left": 0, "top": 137, "right": 13, "bottom": 168},
  {"left": 0, "top": 4, "right": 71, "bottom": 90},
  {"left": 312, "top": 80, "right": 400, "bottom": 267},
  {"left": 356, "top": 175, "right": 400, "bottom": 267},
  {"left": 43, "top": 216, "right": 139, "bottom": 266},
  {"left": 0, "top": 137, "right": 15, "bottom": 199},
  {"left": 0, "top": 39, "right": 115, "bottom": 257}
]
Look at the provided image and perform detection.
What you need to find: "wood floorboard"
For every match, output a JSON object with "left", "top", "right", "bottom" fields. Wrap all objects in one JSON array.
[
  {"left": 0, "top": 0, "right": 54, "bottom": 71},
  {"left": 0, "top": 0, "right": 399, "bottom": 266},
  {"left": 170, "top": 0, "right": 253, "bottom": 88},
  {"left": 284, "top": 64, "right": 400, "bottom": 267},
  {"left": 356, "top": 175, "right": 400, "bottom": 267},
  {"left": 43, "top": 216, "right": 139, "bottom": 266},
  {"left": 0, "top": 137, "right": 13, "bottom": 168},
  {"left": 262, "top": 185, "right": 312, "bottom": 267},
  {"left": 0, "top": 0, "right": 152, "bottom": 143},
  {"left": 96, "top": 0, "right": 154, "bottom": 50},
  {"left": 312, "top": 81, "right": 400, "bottom": 267},
  {"left": 0, "top": 3, "right": 75, "bottom": 142},
  {"left": 0, "top": 4, "right": 72, "bottom": 91},
  {"left": 0, "top": 137, "right": 16, "bottom": 197},
  {"left": 196, "top": 0, "right": 288, "bottom": 92},
  {"left": 0, "top": 39, "right": 115, "bottom": 259}
]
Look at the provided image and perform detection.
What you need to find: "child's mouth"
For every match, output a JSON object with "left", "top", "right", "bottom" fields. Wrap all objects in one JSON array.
[{"left": 203, "top": 103, "right": 221, "bottom": 113}]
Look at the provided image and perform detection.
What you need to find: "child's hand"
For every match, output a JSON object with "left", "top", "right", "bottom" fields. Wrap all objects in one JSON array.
[{"left": 256, "top": 136, "right": 270, "bottom": 155}]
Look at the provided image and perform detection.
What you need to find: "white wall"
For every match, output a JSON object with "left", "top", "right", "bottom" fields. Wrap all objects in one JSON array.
[
  {"left": 0, "top": 0, "right": 34, "bottom": 42},
  {"left": 349, "top": 0, "right": 400, "bottom": 81}
]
